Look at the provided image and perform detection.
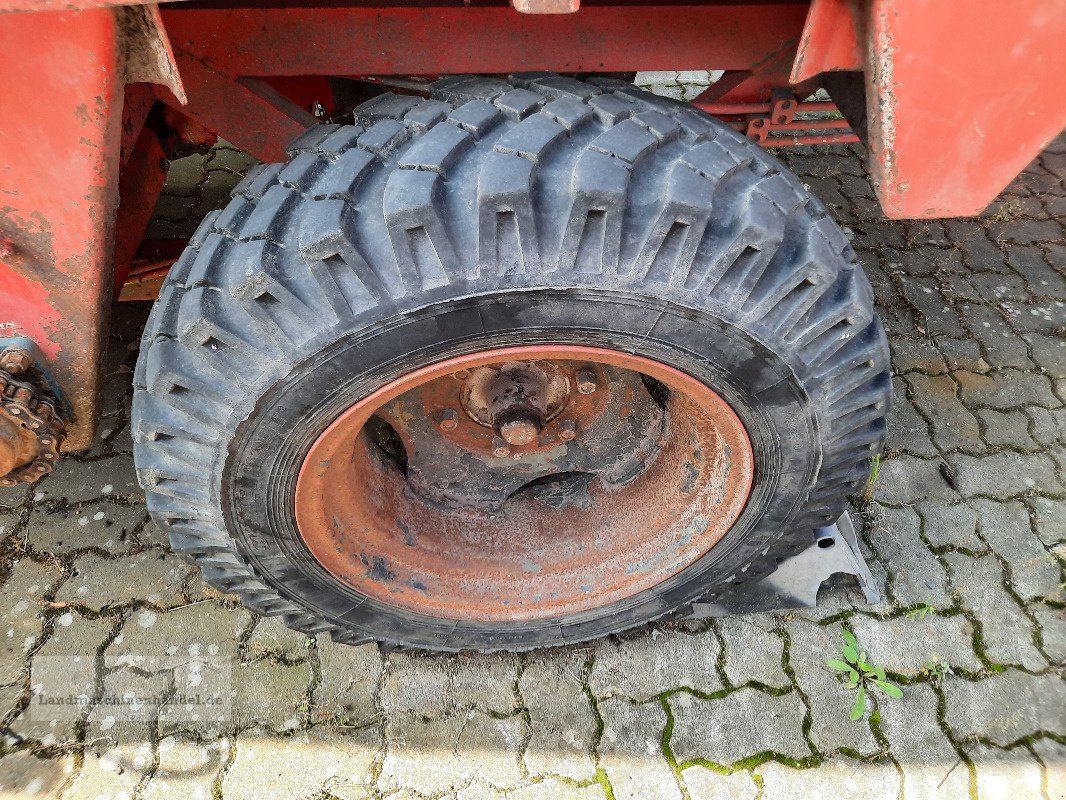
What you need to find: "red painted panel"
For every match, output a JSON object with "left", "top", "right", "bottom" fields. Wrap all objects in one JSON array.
[
  {"left": 160, "top": 4, "right": 809, "bottom": 77},
  {"left": 864, "top": 0, "right": 1066, "bottom": 218},
  {"left": 0, "top": 9, "right": 124, "bottom": 449}
]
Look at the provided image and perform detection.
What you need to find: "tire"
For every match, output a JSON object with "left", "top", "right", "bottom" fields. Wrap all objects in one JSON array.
[{"left": 132, "top": 73, "right": 891, "bottom": 652}]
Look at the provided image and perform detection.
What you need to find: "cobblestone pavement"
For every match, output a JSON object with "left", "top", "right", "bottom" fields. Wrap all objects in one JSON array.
[{"left": 0, "top": 77, "right": 1064, "bottom": 799}]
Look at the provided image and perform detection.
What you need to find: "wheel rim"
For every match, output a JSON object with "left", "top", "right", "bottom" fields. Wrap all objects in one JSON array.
[{"left": 295, "top": 345, "right": 754, "bottom": 622}]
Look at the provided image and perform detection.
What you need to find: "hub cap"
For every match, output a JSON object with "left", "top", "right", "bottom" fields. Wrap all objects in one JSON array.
[{"left": 295, "top": 345, "right": 754, "bottom": 622}]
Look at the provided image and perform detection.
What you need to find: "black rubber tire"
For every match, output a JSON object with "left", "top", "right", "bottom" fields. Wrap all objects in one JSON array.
[{"left": 132, "top": 73, "right": 891, "bottom": 652}]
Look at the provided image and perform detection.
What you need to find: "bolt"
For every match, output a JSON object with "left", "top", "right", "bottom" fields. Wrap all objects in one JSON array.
[
  {"left": 576, "top": 369, "right": 598, "bottom": 395},
  {"left": 559, "top": 420, "right": 577, "bottom": 441},
  {"left": 0, "top": 349, "right": 31, "bottom": 375},
  {"left": 491, "top": 436, "right": 511, "bottom": 458},
  {"left": 439, "top": 408, "right": 459, "bottom": 431},
  {"left": 498, "top": 409, "right": 542, "bottom": 446},
  {"left": 451, "top": 369, "right": 470, "bottom": 380}
]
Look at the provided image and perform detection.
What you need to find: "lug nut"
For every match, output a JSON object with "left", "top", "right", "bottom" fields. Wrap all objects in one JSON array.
[
  {"left": 497, "top": 409, "right": 542, "bottom": 446},
  {"left": 559, "top": 420, "right": 577, "bottom": 441},
  {"left": 0, "top": 349, "right": 31, "bottom": 375},
  {"left": 439, "top": 408, "right": 459, "bottom": 431},
  {"left": 491, "top": 436, "right": 511, "bottom": 458},
  {"left": 576, "top": 369, "right": 597, "bottom": 395}
]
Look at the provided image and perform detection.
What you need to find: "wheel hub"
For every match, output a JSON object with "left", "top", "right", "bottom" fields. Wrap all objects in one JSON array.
[{"left": 295, "top": 345, "right": 754, "bottom": 622}]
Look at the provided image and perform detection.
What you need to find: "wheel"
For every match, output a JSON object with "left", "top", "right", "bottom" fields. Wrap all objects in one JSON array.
[{"left": 132, "top": 73, "right": 890, "bottom": 652}]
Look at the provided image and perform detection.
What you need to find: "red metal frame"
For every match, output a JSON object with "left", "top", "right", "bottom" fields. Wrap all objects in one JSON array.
[{"left": 1, "top": 0, "right": 1065, "bottom": 459}]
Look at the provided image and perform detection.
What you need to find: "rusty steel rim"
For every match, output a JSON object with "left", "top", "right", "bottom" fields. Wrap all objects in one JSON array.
[{"left": 295, "top": 345, "right": 754, "bottom": 622}]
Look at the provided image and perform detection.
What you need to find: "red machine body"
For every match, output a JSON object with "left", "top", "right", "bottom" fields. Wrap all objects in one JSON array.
[{"left": 0, "top": 0, "right": 1064, "bottom": 452}]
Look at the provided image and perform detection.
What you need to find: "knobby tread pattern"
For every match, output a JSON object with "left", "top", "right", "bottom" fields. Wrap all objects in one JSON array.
[{"left": 133, "top": 74, "right": 891, "bottom": 651}]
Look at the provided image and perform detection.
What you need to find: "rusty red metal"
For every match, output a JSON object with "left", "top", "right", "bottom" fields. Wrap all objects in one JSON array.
[
  {"left": 697, "top": 94, "right": 859, "bottom": 147},
  {"left": 0, "top": 8, "right": 125, "bottom": 451},
  {"left": 789, "top": 0, "right": 863, "bottom": 84},
  {"left": 859, "top": 0, "right": 1066, "bottom": 218},
  {"left": 295, "top": 346, "right": 754, "bottom": 621},
  {"left": 112, "top": 125, "right": 169, "bottom": 296}
]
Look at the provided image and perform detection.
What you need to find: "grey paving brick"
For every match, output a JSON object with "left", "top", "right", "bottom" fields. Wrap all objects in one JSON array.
[
  {"left": 589, "top": 629, "right": 722, "bottom": 701},
  {"left": 717, "top": 616, "right": 790, "bottom": 690},
  {"left": 943, "top": 670, "right": 1066, "bottom": 745},
  {"left": 969, "top": 743, "right": 1045, "bottom": 800},
  {"left": 669, "top": 688, "right": 810, "bottom": 766},
  {"left": 224, "top": 727, "right": 378, "bottom": 800},
  {"left": 0, "top": 750, "right": 73, "bottom": 798},
  {"left": 382, "top": 711, "right": 525, "bottom": 793},
  {"left": 0, "top": 558, "right": 64, "bottom": 692},
  {"left": 25, "top": 502, "right": 147, "bottom": 555},
  {"left": 1032, "top": 738, "right": 1066, "bottom": 800},
  {"left": 757, "top": 758, "right": 900, "bottom": 800},
  {"left": 877, "top": 683, "right": 970, "bottom": 799},
  {"left": 680, "top": 766, "right": 758, "bottom": 800},
  {"left": 977, "top": 408, "right": 1038, "bottom": 450},
  {"left": 872, "top": 455, "right": 959, "bottom": 505},
  {"left": 943, "top": 553, "right": 1047, "bottom": 670},
  {"left": 865, "top": 505, "right": 951, "bottom": 608},
  {"left": 972, "top": 499, "right": 1060, "bottom": 600},
  {"left": 245, "top": 615, "right": 311, "bottom": 662},
  {"left": 54, "top": 549, "right": 191, "bottom": 611},
  {"left": 312, "top": 638, "right": 381, "bottom": 727},
  {"left": 916, "top": 501, "right": 983, "bottom": 551},
  {"left": 949, "top": 451, "right": 1062, "bottom": 498},
  {"left": 1031, "top": 605, "right": 1066, "bottom": 663},
  {"left": 904, "top": 373, "right": 984, "bottom": 452},
  {"left": 850, "top": 613, "right": 982, "bottom": 676},
  {"left": 889, "top": 336, "right": 948, "bottom": 374},
  {"left": 234, "top": 658, "right": 313, "bottom": 732},
  {"left": 956, "top": 368, "right": 1061, "bottom": 409},
  {"left": 1029, "top": 495, "right": 1066, "bottom": 548},
  {"left": 520, "top": 652, "right": 597, "bottom": 781},
  {"left": 887, "top": 379, "right": 938, "bottom": 457},
  {"left": 598, "top": 698, "right": 681, "bottom": 800},
  {"left": 142, "top": 736, "right": 229, "bottom": 800},
  {"left": 783, "top": 620, "right": 881, "bottom": 756}
]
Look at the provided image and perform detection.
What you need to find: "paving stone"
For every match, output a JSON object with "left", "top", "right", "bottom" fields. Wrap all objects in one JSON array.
[
  {"left": 34, "top": 456, "right": 141, "bottom": 504},
  {"left": 234, "top": 658, "right": 313, "bottom": 732},
  {"left": 972, "top": 499, "right": 1061, "bottom": 600},
  {"left": 970, "top": 271, "right": 1030, "bottom": 303},
  {"left": 669, "top": 688, "right": 809, "bottom": 766},
  {"left": 936, "top": 336, "right": 990, "bottom": 373},
  {"left": 62, "top": 736, "right": 154, "bottom": 800},
  {"left": 943, "top": 553, "right": 1047, "bottom": 670},
  {"left": 224, "top": 727, "right": 378, "bottom": 800},
  {"left": 915, "top": 501, "right": 983, "bottom": 551},
  {"left": 865, "top": 505, "right": 951, "bottom": 608},
  {"left": 968, "top": 742, "right": 1045, "bottom": 800},
  {"left": 990, "top": 218, "right": 1063, "bottom": 245},
  {"left": 0, "top": 558, "right": 64, "bottom": 692},
  {"left": 942, "top": 670, "right": 1066, "bottom": 745},
  {"left": 904, "top": 374, "right": 984, "bottom": 452},
  {"left": 717, "top": 616, "right": 789, "bottom": 689},
  {"left": 1031, "top": 605, "right": 1066, "bottom": 663},
  {"left": 977, "top": 408, "right": 1038, "bottom": 449},
  {"left": 508, "top": 778, "right": 606, "bottom": 800},
  {"left": 959, "top": 304, "right": 1034, "bottom": 369},
  {"left": 678, "top": 766, "right": 757, "bottom": 800},
  {"left": 1032, "top": 739, "right": 1066, "bottom": 800},
  {"left": 757, "top": 757, "right": 900, "bottom": 800},
  {"left": 312, "top": 638, "right": 381, "bottom": 726},
  {"left": 520, "top": 651, "right": 597, "bottom": 781},
  {"left": 0, "top": 750, "right": 75, "bottom": 798},
  {"left": 949, "top": 451, "right": 1062, "bottom": 499},
  {"left": 143, "top": 735, "right": 230, "bottom": 800},
  {"left": 589, "top": 628, "right": 721, "bottom": 701},
  {"left": 850, "top": 613, "right": 981, "bottom": 676},
  {"left": 8, "top": 614, "right": 114, "bottom": 746},
  {"left": 871, "top": 455, "right": 960, "bottom": 506},
  {"left": 106, "top": 602, "right": 249, "bottom": 736},
  {"left": 889, "top": 336, "right": 948, "bottom": 374},
  {"left": 26, "top": 502, "right": 147, "bottom": 555},
  {"left": 898, "top": 278, "right": 968, "bottom": 337},
  {"left": 381, "top": 651, "right": 518, "bottom": 717},
  {"left": 1001, "top": 297, "right": 1066, "bottom": 334},
  {"left": 782, "top": 620, "right": 881, "bottom": 756},
  {"left": 887, "top": 379, "right": 938, "bottom": 457},
  {"left": 1028, "top": 496, "right": 1066, "bottom": 548},
  {"left": 877, "top": 683, "right": 969, "bottom": 799},
  {"left": 245, "top": 615, "right": 312, "bottom": 661},
  {"left": 956, "top": 369, "right": 1061, "bottom": 409},
  {"left": 1027, "top": 331, "right": 1066, "bottom": 375},
  {"left": 598, "top": 698, "right": 680, "bottom": 800},
  {"left": 380, "top": 710, "right": 525, "bottom": 793},
  {"left": 1027, "top": 406, "right": 1066, "bottom": 447},
  {"left": 55, "top": 548, "right": 191, "bottom": 610}
]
